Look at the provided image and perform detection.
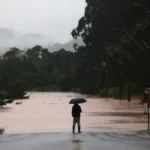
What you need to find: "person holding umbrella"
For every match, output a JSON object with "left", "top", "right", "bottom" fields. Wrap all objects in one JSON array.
[{"left": 69, "top": 98, "right": 87, "bottom": 134}]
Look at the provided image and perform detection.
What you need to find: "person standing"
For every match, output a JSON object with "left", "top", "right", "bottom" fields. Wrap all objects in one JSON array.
[{"left": 72, "top": 103, "right": 82, "bottom": 133}]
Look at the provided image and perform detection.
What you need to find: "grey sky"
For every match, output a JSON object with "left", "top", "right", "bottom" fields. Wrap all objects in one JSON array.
[{"left": 0, "top": 0, "right": 85, "bottom": 51}]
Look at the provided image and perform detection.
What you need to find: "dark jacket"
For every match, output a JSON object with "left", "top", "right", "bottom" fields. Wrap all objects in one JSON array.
[{"left": 72, "top": 104, "right": 82, "bottom": 118}]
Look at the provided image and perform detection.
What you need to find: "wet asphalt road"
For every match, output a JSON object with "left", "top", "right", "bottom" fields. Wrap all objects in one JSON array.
[{"left": 0, "top": 132, "right": 149, "bottom": 150}]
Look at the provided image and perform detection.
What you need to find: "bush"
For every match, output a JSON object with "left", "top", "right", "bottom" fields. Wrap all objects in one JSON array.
[
  {"left": 0, "top": 128, "right": 4, "bottom": 134},
  {"left": 109, "top": 87, "right": 120, "bottom": 98},
  {"left": 98, "top": 83, "right": 142, "bottom": 99},
  {"left": 98, "top": 88, "right": 105, "bottom": 97},
  {"left": 8, "top": 80, "right": 26, "bottom": 99},
  {"left": 0, "top": 91, "right": 13, "bottom": 108},
  {"left": 0, "top": 91, "right": 10, "bottom": 100},
  {"left": 32, "top": 85, "right": 60, "bottom": 92},
  {"left": 98, "top": 87, "right": 128, "bottom": 99},
  {"left": 71, "top": 88, "right": 81, "bottom": 93}
]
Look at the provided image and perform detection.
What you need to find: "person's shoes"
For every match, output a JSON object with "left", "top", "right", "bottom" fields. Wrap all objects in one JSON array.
[
  {"left": 72, "top": 127, "right": 75, "bottom": 134},
  {"left": 72, "top": 129, "right": 75, "bottom": 134},
  {"left": 78, "top": 127, "right": 81, "bottom": 133}
]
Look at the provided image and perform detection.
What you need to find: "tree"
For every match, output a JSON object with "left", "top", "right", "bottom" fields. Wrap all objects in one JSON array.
[
  {"left": 3, "top": 47, "right": 21, "bottom": 59},
  {"left": 0, "top": 91, "right": 14, "bottom": 108},
  {"left": 71, "top": 0, "right": 150, "bottom": 94},
  {"left": 8, "top": 80, "right": 26, "bottom": 99},
  {"left": 0, "top": 46, "right": 78, "bottom": 93}
]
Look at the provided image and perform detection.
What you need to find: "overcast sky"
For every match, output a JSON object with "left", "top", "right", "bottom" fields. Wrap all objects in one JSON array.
[{"left": 0, "top": 0, "right": 86, "bottom": 51}]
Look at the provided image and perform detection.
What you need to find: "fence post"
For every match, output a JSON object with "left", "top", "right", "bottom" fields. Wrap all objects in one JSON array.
[{"left": 128, "top": 83, "right": 131, "bottom": 107}]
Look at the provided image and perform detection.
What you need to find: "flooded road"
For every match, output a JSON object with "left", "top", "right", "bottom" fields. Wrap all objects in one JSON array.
[{"left": 0, "top": 92, "right": 147, "bottom": 134}]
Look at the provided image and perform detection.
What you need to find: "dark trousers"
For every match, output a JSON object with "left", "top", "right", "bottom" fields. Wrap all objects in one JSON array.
[{"left": 72, "top": 117, "right": 81, "bottom": 133}]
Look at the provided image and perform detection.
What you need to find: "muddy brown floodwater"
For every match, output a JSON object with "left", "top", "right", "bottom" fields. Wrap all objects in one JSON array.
[{"left": 0, "top": 92, "right": 147, "bottom": 134}]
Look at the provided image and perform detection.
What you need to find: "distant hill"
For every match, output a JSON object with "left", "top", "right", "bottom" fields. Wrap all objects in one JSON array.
[
  {"left": 48, "top": 38, "right": 84, "bottom": 52},
  {"left": 0, "top": 28, "right": 84, "bottom": 53}
]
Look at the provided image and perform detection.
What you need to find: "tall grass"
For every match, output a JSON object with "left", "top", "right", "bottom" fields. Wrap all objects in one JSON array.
[{"left": 98, "top": 84, "right": 143, "bottom": 99}]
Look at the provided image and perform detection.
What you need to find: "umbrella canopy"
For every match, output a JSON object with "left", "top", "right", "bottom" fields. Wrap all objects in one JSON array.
[{"left": 69, "top": 98, "right": 87, "bottom": 104}]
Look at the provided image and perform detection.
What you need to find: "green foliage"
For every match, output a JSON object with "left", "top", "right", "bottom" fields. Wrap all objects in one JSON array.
[
  {"left": 0, "top": 100, "right": 7, "bottom": 107},
  {"left": 0, "top": 91, "right": 14, "bottom": 107},
  {"left": 0, "top": 46, "right": 78, "bottom": 93},
  {"left": 98, "top": 84, "right": 142, "bottom": 99},
  {"left": 0, "top": 91, "right": 10, "bottom": 100},
  {"left": 8, "top": 80, "right": 26, "bottom": 99},
  {"left": 72, "top": 0, "right": 150, "bottom": 95},
  {"left": 98, "top": 88, "right": 122, "bottom": 99}
]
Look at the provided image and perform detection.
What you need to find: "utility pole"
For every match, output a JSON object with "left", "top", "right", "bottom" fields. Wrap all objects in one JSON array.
[
  {"left": 119, "top": 66, "right": 122, "bottom": 100},
  {"left": 145, "top": 27, "right": 149, "bottom": 131},
  {"left": 105, "top": 55, "right": 109, "bottom": 99},
  {"left": 102, "top": 55, "right": 109, "bottom": 99},
  {"left": 128, "top": 83, "right": 131, "bottom": 107},
  {"left": 144, "top": 87, "right": 150, "bottom": 131},
  {"left": 148, "top": 97, "right": 150, "bottom": 131}
]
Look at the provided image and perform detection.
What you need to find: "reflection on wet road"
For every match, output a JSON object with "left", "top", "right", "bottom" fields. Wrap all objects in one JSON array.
[
  {"left": 69, "top": 134, "right": 85, "bottom": 150},
  {"left": 0, "top": 132, "right": 149, "bottom": 150}
]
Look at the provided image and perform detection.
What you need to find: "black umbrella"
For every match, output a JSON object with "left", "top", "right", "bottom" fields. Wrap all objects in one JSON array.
[{"left": 69, "top": 98, "right": 87, "bottom": 104}]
